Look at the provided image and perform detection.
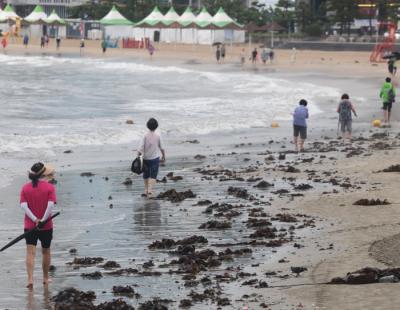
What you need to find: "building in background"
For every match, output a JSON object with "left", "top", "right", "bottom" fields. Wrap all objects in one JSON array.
[{"left": 6, "top": 0, "right": 90, "bottom": 18}]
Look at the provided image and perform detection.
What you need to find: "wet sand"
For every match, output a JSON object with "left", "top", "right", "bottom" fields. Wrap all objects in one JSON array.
[{"left": 1, "top": 40, "right": 400, "bottom": 309}]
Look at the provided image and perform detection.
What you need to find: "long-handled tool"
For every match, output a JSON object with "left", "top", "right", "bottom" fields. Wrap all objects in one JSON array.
[{"left": 0, "top": 212, "right": 60, "bottom": 252}]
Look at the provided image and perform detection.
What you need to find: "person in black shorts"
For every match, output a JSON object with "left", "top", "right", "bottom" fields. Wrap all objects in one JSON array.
[
  {"left": 380, "top": 77, "right": 396, "bottom": 124},
  {"left": 216, "top": 46, "right": 221, "bottom": 63},
  {"left": 20, "top": 163, "right": 57, "bottom": 288},
  {"left": 388, "top": 58, "right": 397, "bottom": 76}
]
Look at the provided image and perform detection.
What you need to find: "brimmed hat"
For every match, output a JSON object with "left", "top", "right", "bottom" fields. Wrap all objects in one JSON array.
[
  {"left": 30, "top": 162, "right": 55, "bottom": 178},
  {"left": 42, "top": 164, "right": 55, "bottom": 177}
]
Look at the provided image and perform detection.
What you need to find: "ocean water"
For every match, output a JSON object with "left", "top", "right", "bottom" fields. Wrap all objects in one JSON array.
[{"left": 0, "top": 54, "right": 340, "bottom": 155}]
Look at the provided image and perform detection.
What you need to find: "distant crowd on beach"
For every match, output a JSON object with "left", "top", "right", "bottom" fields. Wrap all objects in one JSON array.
[{"left": 214, "top": 44, "right": 278, "bottom": 66}]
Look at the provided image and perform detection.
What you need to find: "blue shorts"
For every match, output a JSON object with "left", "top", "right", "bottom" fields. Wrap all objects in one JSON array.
[{"left": 143, "top": 157, "right": 160, "bottom": 179}]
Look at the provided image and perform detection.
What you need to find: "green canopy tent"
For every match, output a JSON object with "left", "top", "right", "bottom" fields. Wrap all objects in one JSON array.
[
  {"left": 212, "top": 7, "right": 244, "bottom": 44},
  {"left": 0, "top": 4, "right": 19, "bottom": 22},
  {"left": 45, "top": 9, "right": 66, "bottom": 39},
  {"left": 24, "top": 5, "right": 47, "bottom": 24},
  {"left": 22, "top": 5, "right": 48, "bottom": 39},
  {"left": 194, "top": 7, "right": 215, "bottom": 45},
  {"left": 133, "top": 6, "right": 165, "bottom": 42},
  {"left": 160, "top": 7, "right": 180, "bottom": 43},
  {"left": 45, "top": 9, "right": 66, "bottom": 26},
  {"left": 178, "top": 7, "right": 197, "bottom": 44},
  {"left": 0, "top": 4, "right": 20, "bottom": 41},
  {"left": 100, "top": 5, "right": 134, "bottom": 39}
]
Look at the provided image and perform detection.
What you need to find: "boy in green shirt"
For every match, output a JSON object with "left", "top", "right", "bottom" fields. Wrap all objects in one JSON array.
[{"left": 380, "top": 77, "right": 396, "bottom": 125}]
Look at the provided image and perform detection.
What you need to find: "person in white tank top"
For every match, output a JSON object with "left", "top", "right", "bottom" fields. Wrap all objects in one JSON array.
[{"left": 138, "top": 118, "right": 165, "bottom": 197}]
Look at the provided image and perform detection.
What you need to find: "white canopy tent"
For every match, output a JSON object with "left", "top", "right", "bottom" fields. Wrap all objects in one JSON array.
[
  {"left": 0, "top": 4, "right": 19, "bottom": 22},
  {"left": 133, "top": 7, "right": 165, "bottom": 42},
  {"left": 23, "top": 5, "right": 47, "bottom": 38},
  {"left": 194, "top": 7, "right": 214, "bottom": 45},
  {"left": 178, "top": 7, "right": 196, "bottom": 44},
  {"left": 100, "top": 6, "right": 134, "bottom": 39},
  {"left": 0, "top": 4, "right": 20, "bottom": 35},
  {"left": 45, "top": 9, "right": 66, "bottom": 38},
  {"left": 160, "top": 7, "right": 180, "bottom": 43},
  {"left": 212, "top": 7, "right": 245, "bottom": 43}
]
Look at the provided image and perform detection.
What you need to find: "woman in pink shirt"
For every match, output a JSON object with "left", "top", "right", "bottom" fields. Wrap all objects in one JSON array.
[{"left": 20, "top": 162, "right": 56, "bottom": 288}]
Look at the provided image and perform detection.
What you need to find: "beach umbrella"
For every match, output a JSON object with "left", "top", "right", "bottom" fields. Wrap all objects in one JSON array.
[
  {"left": 45, "top": 9, "right": 66, "bottom": 26},
  {"left": 0, "top": 4, "right": 20, "bottom": 22},
  {"left": 212, "top": 7, "right": 243, "bottom": 30},
  {"left": 24, "top": 5, "right": 47, "bottom": 24},
  {"left": 0, "top": 212, "right": 60, "bottom": 252},
  {"left": 99, "top": 5, "right": 133, "bottom": 26}
]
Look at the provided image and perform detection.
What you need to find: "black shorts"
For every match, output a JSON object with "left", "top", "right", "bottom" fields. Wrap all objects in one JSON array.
[
  {"left": 25, "top": 229, "right": 53, "bottom": 248},
  {"left": 293, "top": 125, "right": 307, "bottom": 139},
  {"left": 389, "top": 65, "right": 396, "bottom": 74},
  {"left": 383, "top": 101, "right": 393, "bottom": 112}
]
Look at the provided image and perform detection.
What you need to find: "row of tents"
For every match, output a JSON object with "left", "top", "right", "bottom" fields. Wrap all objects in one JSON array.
[
  {"left": 101, "top": 6, "right": 245, "bottom": 44},
  {"left": 0, "top": 4, "right": 65, "bottom": 25},
  {"left": 0, "top": 4, "right": 245, "bottom": 44}
]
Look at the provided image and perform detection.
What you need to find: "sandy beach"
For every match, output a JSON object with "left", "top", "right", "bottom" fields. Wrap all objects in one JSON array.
[{"left": 0, "top": 39, "right": 400, "bottom": 309}]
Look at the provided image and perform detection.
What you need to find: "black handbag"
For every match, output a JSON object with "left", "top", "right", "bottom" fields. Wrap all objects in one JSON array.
[{"left": 131, "top": 156, "right": 144, "bottom": 175}]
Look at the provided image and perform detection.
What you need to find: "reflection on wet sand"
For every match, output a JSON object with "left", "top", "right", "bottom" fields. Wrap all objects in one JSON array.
[
  {"left": 26, "top": 285, "right": 51, "bottom": 310},
  {"left": 134, "top": 200, "right": 162, "bottom": 231}
]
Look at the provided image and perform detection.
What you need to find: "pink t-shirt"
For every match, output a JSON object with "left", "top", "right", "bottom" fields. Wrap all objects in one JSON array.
[{"left": 20, "top": 180, "right": 57, "bottom": 230}]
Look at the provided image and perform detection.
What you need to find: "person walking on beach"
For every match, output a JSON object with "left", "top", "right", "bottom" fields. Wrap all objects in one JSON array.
[
  {"left": 138, "top": 118, "right": 165, "bottom": 198},
  {"left": 216, "top": 46, "right": 221, "bottom": 63},
  {"left": 269, "top": 48, "right": 275, "bottom": 64},
  {"left": 240, "top": 48, "right": 246, "bottom": 66},
  {"left": 80, "top": 39, "right": 85, "bottom": 56},
  {"left": 251, "top": 48, "right": 258, "bottom": 64},
  {"left": 221, "top": 44, "right": 226, "bottom": 62},
  {"left": 337, "top": 93, "right": 357, "bottom": 140},
  {"left": 56, "top": 36, "right": 61, "bottom": 50},
  {"left": 290, "top": 47, "right": 297, "bottom": 64},
  {"left": 1, "top": 37, "right": 7, "bottom": 49},
  {"left": 261, "top": 48, "right": 269, "bottom": 64},
  {"left": 380, "top": 77, "right": 396, "bottom": 125},
  {"left": 293, "top": 99, "right": 309, "bottom": 152},
  {"left": 40, "top": 36, "right": 45, "bottom": 48},
  {"left": 101, "top": 40, "right": 107, "bottom": 54},
  {"left": 388, "top": 57, "right": 397, "bottom": 76},
  {"left": 20, "top": 162, "right": 56, "bottom": 289},
  {"left": 44, "top": 34, "right": 49, "bottom": 47},
  {"left": 23, "top": 34, "right": 29, "bottom": 48}
]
